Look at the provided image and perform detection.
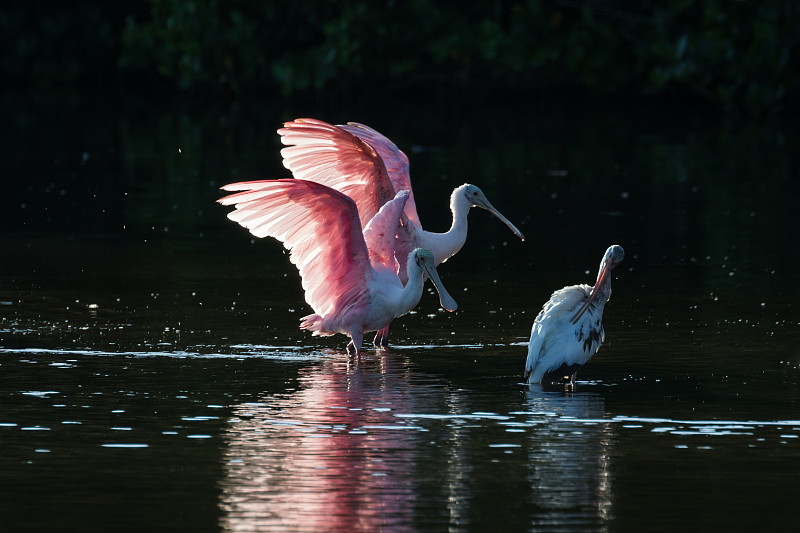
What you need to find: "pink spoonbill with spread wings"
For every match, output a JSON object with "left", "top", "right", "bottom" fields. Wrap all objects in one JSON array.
[
  {"left": 278, "top": 118, "right": 525, "bottom": 347},
  {"left": 524, "top": 245, "right": 624, "bottom": 387},
  {"left": 217, "top": 179, "right": 458, "bottom": 356}
]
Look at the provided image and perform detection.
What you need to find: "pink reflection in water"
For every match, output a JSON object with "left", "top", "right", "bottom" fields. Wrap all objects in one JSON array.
[{"left": 219, "top": 353, "right": 428, "bottom": 532}]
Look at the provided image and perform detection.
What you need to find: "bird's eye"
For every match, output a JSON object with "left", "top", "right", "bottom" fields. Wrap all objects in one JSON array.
[{"left": 472, "top": 191, "right": 478, "bottom": 196}]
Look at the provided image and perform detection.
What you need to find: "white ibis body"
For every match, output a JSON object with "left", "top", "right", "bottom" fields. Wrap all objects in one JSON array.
[{"left": 524, "top": 245, "right": 624, "bottom": 387}]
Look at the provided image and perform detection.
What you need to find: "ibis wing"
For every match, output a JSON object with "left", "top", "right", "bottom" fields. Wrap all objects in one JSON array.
[
  {"left": 524, "top": 285, "right": 593, "bottom": 383},
  {"left": 524, "top": 307, "right": 549, "bottom": 381},
  {"left": 279, "top": 118, "right": 396, "bottom": 228},
  {"left": 217, "top": 179, "right": 373, "bottom": 319}
]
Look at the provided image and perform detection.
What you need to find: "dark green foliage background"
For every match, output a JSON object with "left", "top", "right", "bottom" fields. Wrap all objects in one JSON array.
[{"left": 3, "top": 1, "right": 799, "bottom": 114}]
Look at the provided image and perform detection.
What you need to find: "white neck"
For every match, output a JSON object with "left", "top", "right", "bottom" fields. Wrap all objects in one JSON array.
[
  {"left": 396, "top": 258, "right": 426, "bottom": 314},
  {"left": 418, "top": 189, "right": 470, "bottom": 265}
]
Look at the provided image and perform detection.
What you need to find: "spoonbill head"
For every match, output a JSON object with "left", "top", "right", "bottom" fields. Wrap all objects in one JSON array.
[
  {"left": 455, "top": 184, "right": 525, "bottom": 241},
  {"left": 524, "top": 245, "right": 624, "bottom": 388},
  {"left": 397, "top": 182, "right": 524, "bottom": 283},
  {"left": 216, "top": 179, "right": 457, "bottom": 356}
]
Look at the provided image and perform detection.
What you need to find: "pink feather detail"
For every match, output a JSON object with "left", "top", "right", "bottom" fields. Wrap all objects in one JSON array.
[
  {"left": 217, "top": 179, "right": 373, "bottom": 321},
  {"left": 363, "top": 189, "right": 410, "bottom": 272},
  {"left": 297, "top": 189, "right": 410, "bottom": 338},
  {"left": 339, "top": 122, "right": 421, "bottom": 228},
  {"left": 278, "top": 118, "right": 414, "bottom": 228},
  {"left": 299, "top": 313, "right": 328, "bottom": 336}
]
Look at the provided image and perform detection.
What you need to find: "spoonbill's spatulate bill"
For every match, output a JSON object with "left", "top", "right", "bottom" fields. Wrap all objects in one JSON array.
[
  {"left": 217, "top": 179, "right": 458, "bottom": 356},
  {"left": 524, "top": 245, "right": 624, "bottom": 387},
  {"left": 278, "top": 118, "right": 524, "bottom": 346}
]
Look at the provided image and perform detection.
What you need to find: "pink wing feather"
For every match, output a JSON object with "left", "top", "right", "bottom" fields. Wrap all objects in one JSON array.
[
  {"left": 279, "top": 118, "right": 395, "bottom": 228},
  {"left": 217, "top": 179, "right": 373, "bottom": 319},
  {"left": 340, "top": 122, "right": 421, "bottom": 228},
  {"left": 279, "top": 118, "right": 421, "bottom": 228},
  {"left": 362, "top": 189, "right": 409, "bottom": 273}
]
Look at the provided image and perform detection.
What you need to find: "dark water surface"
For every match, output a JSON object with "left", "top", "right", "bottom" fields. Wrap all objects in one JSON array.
[{"left": 2, "top": 95, "right": 800, "bottom": 532}]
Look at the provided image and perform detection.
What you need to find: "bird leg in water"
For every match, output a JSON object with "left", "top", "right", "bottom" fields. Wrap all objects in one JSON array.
[
  {"left": 373, "top": 326, "right": 390, "bottom": 349},
  {"left": 542, "top": 364, "right": 582, "bottom": 389},
  {"left": 566, "top": 372, "right": 578, "bottom": 390},
  {"left": 348, "top": 328, "right": 364, "bottom": 358},
  {"left": 542, "top": 376, "right": 577, "bottom": 391}
]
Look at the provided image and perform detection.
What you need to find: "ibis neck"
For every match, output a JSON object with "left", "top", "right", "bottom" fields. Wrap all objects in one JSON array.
[
  {"left": 591, "top": 280, "right": 613, "bottom": 307},
  {"left": 591, "top": 258, "right": 615, "bottom": 304}
]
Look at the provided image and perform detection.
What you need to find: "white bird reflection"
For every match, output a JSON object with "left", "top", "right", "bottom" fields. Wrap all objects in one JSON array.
[{"left": 522, "top": 386, "right": 614, "bottom": 531}]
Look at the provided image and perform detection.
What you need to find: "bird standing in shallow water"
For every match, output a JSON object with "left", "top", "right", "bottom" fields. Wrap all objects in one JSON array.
[
  {"left": 217, "top": 179, "right": 458, "bottom": 356},
  {"left": 278, "top": 118, "right": 525, "bottom": 347},
  {"left": 524, "top": 245, "right": 624, "bottom": 388}
]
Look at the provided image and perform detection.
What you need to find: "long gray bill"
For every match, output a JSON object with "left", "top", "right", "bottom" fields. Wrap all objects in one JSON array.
[
  {"left": 481, "top": 200, "right": 525, "bottom": 241},
  {"left": 422, "top": 261, "right": 458, "bottom": 311}
]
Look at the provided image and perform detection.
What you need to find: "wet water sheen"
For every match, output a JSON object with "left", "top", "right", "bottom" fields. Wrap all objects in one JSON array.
[{"left": 2, "top": 96, "right": 800, "bottom": 532}]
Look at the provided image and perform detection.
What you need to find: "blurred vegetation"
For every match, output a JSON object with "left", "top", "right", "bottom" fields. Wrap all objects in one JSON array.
[{"left": 2, "top": 1, "right": 799, "bottom": 114}]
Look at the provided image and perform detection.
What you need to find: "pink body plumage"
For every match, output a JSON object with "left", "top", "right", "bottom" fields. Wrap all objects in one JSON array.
[{"left": 217, "top": 179, "right": 457, "bottom": 355}]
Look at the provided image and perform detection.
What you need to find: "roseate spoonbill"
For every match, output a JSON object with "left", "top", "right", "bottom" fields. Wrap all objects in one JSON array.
[
  {"left": 278, "top": 118, "right": 524, "bottom": 346},
  {"left": 217, "top": 179, "right": 458, "bottom": 356},
  {"left": 524, "top": 245, "right": 624, "bottom": 387}
]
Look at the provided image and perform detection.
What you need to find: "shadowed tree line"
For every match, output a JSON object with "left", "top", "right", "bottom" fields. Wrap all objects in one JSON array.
[{"left": 2, "top": 0, "right": 799, "bottom": 114}]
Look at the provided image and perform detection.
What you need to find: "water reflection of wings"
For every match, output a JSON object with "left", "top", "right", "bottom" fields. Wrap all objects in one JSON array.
[
  {"left": 523, "top": 387, "right": 614, "bottom": 530},
  {"left": 218, "top": 353, "right": 432, "bottom": 532}
]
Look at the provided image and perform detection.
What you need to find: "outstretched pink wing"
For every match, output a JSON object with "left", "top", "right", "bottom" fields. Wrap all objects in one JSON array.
[
  {"left": 279, "top": 118, "right": 396, "bottom": 228},
  {"left": 217, "top": 179, "right": 372, "bottom": 319},
  {"left": 340, "top": 122, "right": 421, "bottom": 228}
]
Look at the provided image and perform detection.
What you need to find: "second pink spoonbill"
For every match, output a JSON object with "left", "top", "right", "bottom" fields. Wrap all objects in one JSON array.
[{"left": 217, "top": 179, "right": 458, "bottom": 356}]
